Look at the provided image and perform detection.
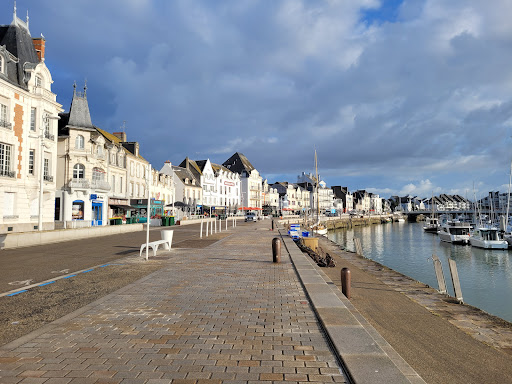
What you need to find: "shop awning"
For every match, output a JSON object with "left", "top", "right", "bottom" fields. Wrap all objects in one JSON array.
[
  {"left": 110, "top": 204, "right": 135, "bottom": 210},
  {"left": 238, "top": 207, "right": 262, "bottom": 211}
]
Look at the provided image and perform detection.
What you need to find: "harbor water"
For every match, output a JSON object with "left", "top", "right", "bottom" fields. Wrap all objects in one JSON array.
[{"left": 327, "top": 221, "right": 512, "bottom": 323}]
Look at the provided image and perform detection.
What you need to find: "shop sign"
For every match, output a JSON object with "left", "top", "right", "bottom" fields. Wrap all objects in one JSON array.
[
  {"left": 90, "top": 194, "right": 98, "bottom": 200},
  {"left": 224, "top": 181, "right": 235, "bottom": 186}
]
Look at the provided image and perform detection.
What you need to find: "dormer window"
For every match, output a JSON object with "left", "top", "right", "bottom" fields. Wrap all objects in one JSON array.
[
  {"left": 35, "top": 75, "right": 42, "bottom": 88},
  {"left": 0, "top": 56, "right": 4, "bottom": 74}
]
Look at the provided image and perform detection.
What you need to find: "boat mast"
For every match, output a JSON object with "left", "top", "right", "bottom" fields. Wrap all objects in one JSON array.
[{"left": 315, "top": 149, "right": 319, "bottom": 223}]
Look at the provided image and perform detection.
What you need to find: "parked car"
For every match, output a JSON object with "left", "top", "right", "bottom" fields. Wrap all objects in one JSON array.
[{"left": 245, "top": 212, "right": 256, "bottom": 222}]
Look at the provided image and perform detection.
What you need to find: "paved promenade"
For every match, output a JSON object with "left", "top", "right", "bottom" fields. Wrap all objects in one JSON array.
[{"left": 0, "top": 222, "right": 357, "bottom": 384}]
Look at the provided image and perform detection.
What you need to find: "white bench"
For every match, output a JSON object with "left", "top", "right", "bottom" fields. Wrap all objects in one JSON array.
[{"left": 139, "top": 239, "right": 171, "bottom": 259}]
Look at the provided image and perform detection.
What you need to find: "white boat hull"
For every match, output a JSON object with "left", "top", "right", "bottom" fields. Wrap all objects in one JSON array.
[
  {"left": 314, "top": 228, "right": 328, "bottom": 235},
  {"left": 469, "top": 238, "right": 508, "bottom": 249},
  {"left": 438, "top": 231, "right": 469, "bottom": 244}
]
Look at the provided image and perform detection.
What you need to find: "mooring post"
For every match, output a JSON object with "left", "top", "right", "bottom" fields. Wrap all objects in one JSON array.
[
  {"left": 341, "top": 268, "right": 351, "bottom": 299},
  {"left": 200, "top": 220, "right": 203, "bottom": 238},
  {"left": 205, "top": 220, "right": 209, "bottom": 237},
  {"left": 214, "top": 218, "right": 217, "bottom": 233},
  {"left": 210, "top": 219, "right": 213, "bottom": 235},
  {"left": 272, "top": 238, "right": 281, "bottom": 263},
  {"left": 271, "top": 219, "right": 274, "bottom": 231}
]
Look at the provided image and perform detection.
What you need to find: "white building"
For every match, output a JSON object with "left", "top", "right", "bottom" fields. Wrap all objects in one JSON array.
[
  {"left": 0, "top": 11, "right": 62, "bottom": 233},
  {"left": 179, "top": 158, "right": 240, "bottom": 215},
  {"left": 262, "top": 179, "right": 279, "bottom": 214},
  {"left": 222, "top": 152, "right": 263, "bottom": 214},
  {"left": 160, "top": 161, "right": 202, "bottom": 219},
  {"left": 56, "top": 84, "right": 110, "bottom": 227}
]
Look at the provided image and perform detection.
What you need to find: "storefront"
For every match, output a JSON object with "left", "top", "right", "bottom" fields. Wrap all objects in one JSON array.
[
  {"left": 90, "top": 194, "right": 105, "bottom": 226},
  {"left": 130, "top": 199, "right": 165, "bottom": 221},
  {"left": 109, "top": 198, "right": 134, "bottom": 220}
]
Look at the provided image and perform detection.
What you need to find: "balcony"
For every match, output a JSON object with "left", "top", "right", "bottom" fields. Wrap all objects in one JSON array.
[
  {"left": 69, "top": 178, "right": 90, "bottom": 189},
  {"left": 0, "top": 169, "right": 15, "bottom": 178},
  {"left": 0, "top": 119, "right": 12, "bottom": 129},
  {"left": 32, "top": 86, "right": 57, "bottom": 102},
  {"left": 43, "top": 175, "right": 54, "bottom": 182},
  {"left": 92, "top": 180, "right": 111, "bottom": 191},
  {"left": 68, "top": 178, "right": 111, "bottom": 191},
  {"left": 44, "top": 131, "right": 55, "bottom": 141}
]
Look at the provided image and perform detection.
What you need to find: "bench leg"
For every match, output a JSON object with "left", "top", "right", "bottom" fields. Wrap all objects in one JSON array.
[
  {"left": 152, "top": 244, "right": 159, "bottom": 256},
  {"left": 139, "top": 244, "right": 146, "bottom": 257}
]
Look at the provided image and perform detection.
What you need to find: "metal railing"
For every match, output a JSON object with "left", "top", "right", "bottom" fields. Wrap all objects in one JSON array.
[
  {"left": 0, "top": 119, "right": 12, "bottom": 129},
  {"left": 43, "top": 174, "right": 54, "bottom": 182},
  {"left": 69, "top": 178, "right": 90, "bottom": 189},
  {"left": 44, "top": 131, "right": 55, "bottom": 141},
  {"left": 0, "top": 169, "right": 15, "bottom": 178}
]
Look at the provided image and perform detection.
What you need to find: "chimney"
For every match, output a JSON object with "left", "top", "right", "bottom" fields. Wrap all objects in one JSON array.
[
  {"left": 32, "top": 37, "right": 45, "bottom": 61},
  {"left": 165, "top": 160, "right": 171, "bottom": 164},
  {"left": 113, "top": 132, "right": 127, "bottom": 142}
]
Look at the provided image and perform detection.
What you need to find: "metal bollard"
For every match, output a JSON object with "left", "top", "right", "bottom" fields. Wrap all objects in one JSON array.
[
  {"left": 200, "top": 220, "right": 203, "bottom": 238},
  {"left": 272, "top": 238, "right": 281, "bottom": 263},
  {"left": 271, "top": 219, "right": 274, "bottom": 231},
  {"left": 341, "top": 268, "right": 351, "bottom": 299}
]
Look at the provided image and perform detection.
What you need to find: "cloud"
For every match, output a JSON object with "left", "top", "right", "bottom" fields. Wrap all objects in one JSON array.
[{"left": 6, "top": 0, "right": 512, "bottom": 198}]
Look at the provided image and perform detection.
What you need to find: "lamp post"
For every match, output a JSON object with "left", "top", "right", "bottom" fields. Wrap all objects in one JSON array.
[{"left": 38, "top": 114, "right": 60, "bottom": 231}]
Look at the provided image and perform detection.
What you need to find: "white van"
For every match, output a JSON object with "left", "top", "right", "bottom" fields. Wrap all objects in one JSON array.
[{"left": 245, "top": 212, "right": 256, "bottom": 222}]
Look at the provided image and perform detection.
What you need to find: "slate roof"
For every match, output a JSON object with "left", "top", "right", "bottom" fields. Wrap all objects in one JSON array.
[
  {"left": 172, "top": 165, "right": 202, "bottom": 188},
  {"left": 0, "top": 16, "right": 40, "bottom": 89},
  {"left": 222, "top": 152, "right": 255, "bottom": 175},
  {"left": 67, "top": 85, "right": 94, "bottom": 130},
  {"left": 58, "top": 84, "right": 95, "bottom": 136}
]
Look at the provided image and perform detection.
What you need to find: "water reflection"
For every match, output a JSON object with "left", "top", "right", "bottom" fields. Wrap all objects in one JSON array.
[{"left": 328, "top": 222, "right": 512, "bottom": 322}]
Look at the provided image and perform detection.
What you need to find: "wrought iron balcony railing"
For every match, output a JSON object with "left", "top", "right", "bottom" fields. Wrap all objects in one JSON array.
[
  {"left": 0, "top": 169, "right": 15, "bottom": 178},
  {"left": 0, "top": 119, "right": 12, "bottom": 129},
  {"left": 43, "top": 175, "right": 54, "bottom": 182}
]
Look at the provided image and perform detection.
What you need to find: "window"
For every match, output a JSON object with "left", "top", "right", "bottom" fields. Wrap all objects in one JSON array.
[
  {"left": 0, "top": 56, "right": 3, "bottom": 73},
  {"left": 97, "top": 145, "right": 103, "bottom": 157},
  {"left": 43, "top": 113, "right": 50, "bottom": 137},
  {"left": 44, "top": 158, "right": 49, "bottom": 177},
  {"left": 73, "top": 163, "right": 85, "bottom": 179},
  {"left": 0, "top": 103, "right": 8, "bottom": 128},
  {"left": 35, "top": 75, "right": 42, "bottom": 88},
  {"left": 28, "top": 150, "right": 35, "bottom": 175},
  {"left": 92, "top": 167, "right": 105, "bottom": 181},
  {"left": 3, "top": 192, "right": 15, "bottom": 217},
  {"left": 0, "top": 142, "right": 13, "bottom": 177},
  {"left": 75, "top": 135, "right": 84, "bottom": 149},
  {"left": 120, "top": 177, "right": 123, "bottom": 193},
  {"left": 30, "top": 108, "right": 36, "bottom": 131},
  {"left": 112, "top": 175, "right": 116, "bottom": 193},
  {"left": 136, "top": 164, "right": 140, "bottom": 178}
]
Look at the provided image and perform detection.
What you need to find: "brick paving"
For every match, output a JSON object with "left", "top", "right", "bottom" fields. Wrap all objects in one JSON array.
[{"left": 0, "top": 222, "right": 347, "bottom": 383}]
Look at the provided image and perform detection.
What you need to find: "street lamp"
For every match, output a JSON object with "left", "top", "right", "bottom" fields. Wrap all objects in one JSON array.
[{"left": 38, "top": 114, "right": 60, "bottom": 231}]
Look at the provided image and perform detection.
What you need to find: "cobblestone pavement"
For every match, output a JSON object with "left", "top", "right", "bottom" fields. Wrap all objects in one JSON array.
[{"left": 0, "top": 222, "right": 347, "bottom": 383}]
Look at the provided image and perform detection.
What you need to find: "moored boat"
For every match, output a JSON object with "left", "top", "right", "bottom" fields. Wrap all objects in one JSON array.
[
  {"left": 423, "top": 217, "right": 440, "bottom": 233},
  {"left": 438, "top": 220, "right": 471, "bottom": 244},
  {"left": 469, "top": 227, "right": 508, "bottom": 249}
]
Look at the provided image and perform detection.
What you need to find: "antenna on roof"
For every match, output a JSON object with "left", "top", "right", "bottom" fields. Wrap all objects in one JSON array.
[
  {"left": 13, "top": 1, "right": 17, "bottom": 25},
  {"left": 26, "top": 9, "right": 29, "bottom": 30},
  {"left": 73, "top": 81, "right": 77, "bottom": 96},
  {"left": 83, "top": 79, "right": 88, "bottom": 97},
  {"left": 121, "top": 120, "right": 126, "bottom": 133}
]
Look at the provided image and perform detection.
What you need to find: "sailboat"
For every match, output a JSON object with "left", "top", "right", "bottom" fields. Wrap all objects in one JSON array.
[
  {"left": 423, "top": 193, "right": 440, "bottom": 233},
  {"left": 311, "top": 150, "right": 328, "bottom": 236}
]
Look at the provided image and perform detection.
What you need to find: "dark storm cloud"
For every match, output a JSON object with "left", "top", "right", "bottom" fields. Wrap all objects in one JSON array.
[{"left": 6, "top": 0, "right": 512, "bottom": 197}]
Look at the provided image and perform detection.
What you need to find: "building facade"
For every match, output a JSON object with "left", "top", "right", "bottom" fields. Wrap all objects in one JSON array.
[
  {"left": 56, "top": 84, "right": 110, "bottom": 227},
  {"left": 0, "top": 11, "right": 62, "bottom": 233}
]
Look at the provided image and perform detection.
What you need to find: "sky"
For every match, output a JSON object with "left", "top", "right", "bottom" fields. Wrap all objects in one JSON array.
[{"left": 5, "top": 0, "right": 512, "bottom": 199}]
